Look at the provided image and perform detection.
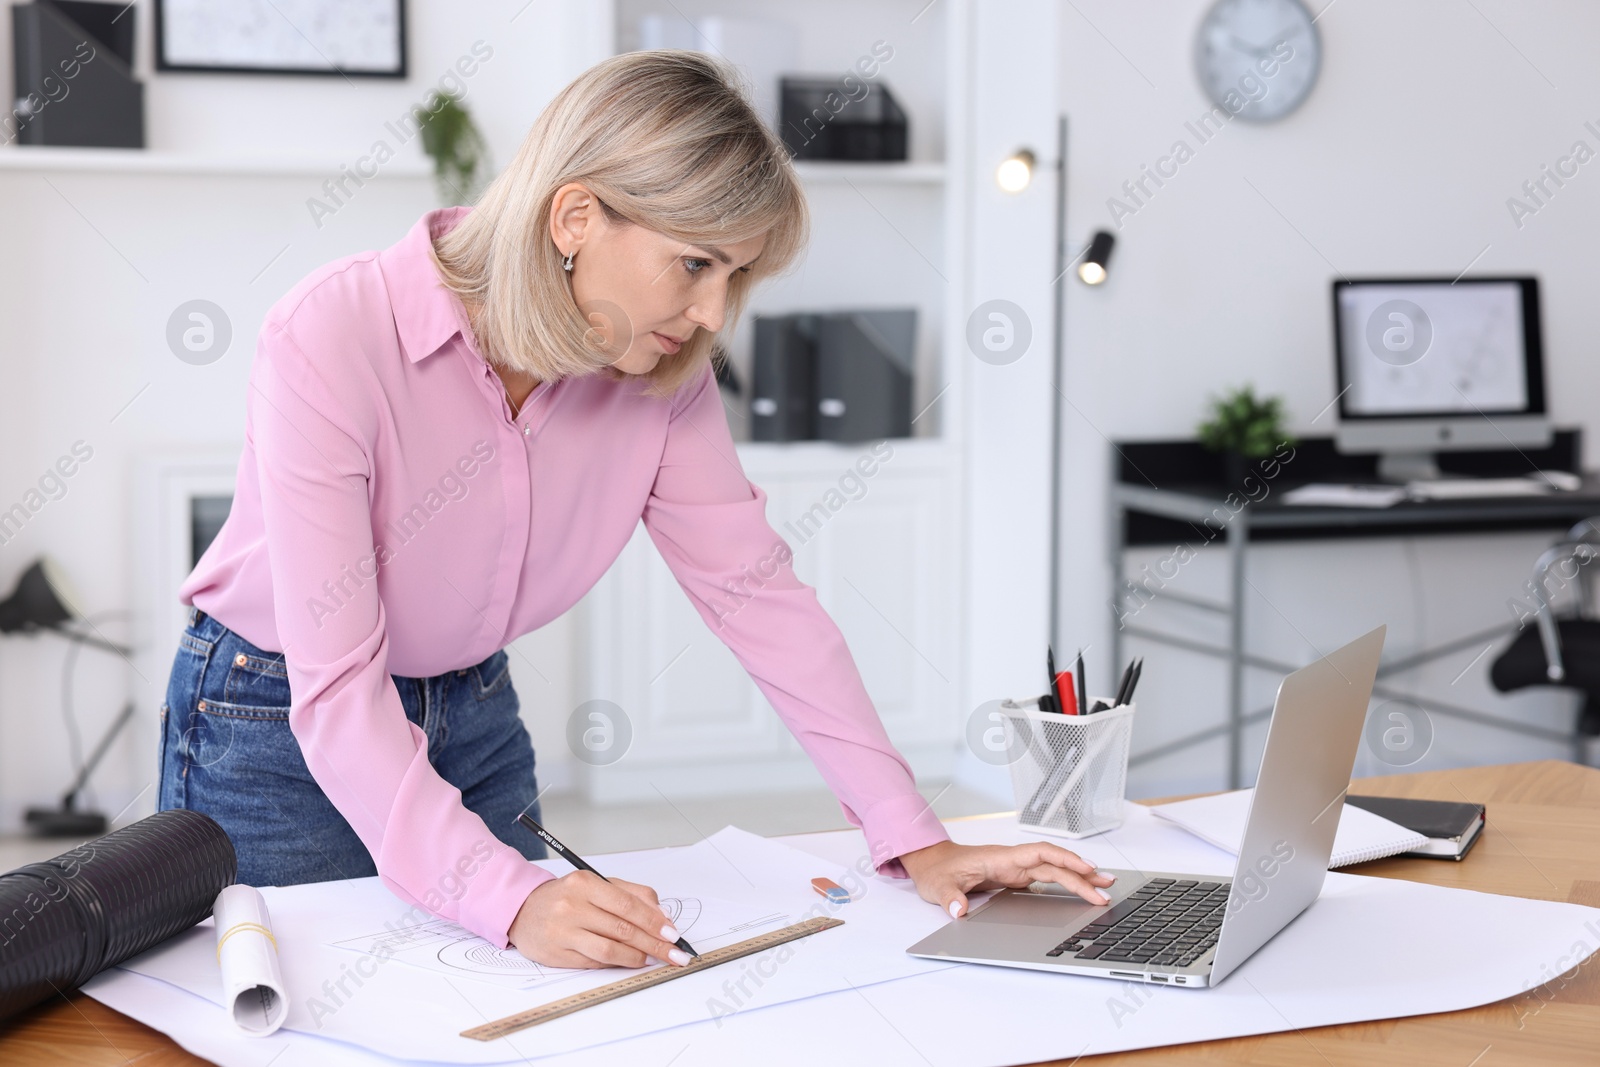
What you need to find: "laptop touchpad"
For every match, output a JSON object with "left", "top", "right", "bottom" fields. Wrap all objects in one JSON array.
[{"left": 969, "top": 889, "right": 1100, "bottom": 928}]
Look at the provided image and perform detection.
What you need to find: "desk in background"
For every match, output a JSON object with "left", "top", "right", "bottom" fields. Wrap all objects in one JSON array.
[
  {"left": 1, "top": 760, "right": 1597, "bottom": 1066},
  {"left": 1111, "top": 432, "right": 1599, "bottom": 789}
]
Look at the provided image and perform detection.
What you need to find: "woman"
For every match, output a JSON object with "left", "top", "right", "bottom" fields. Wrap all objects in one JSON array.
[{"left": 161, "top": 51, "right": 1113, "bottom": 971}]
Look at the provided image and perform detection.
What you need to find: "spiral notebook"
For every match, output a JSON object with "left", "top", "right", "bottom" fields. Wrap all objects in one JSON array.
[{"left": 1151, "top": 788, "right": 1431, "bottom": 868}]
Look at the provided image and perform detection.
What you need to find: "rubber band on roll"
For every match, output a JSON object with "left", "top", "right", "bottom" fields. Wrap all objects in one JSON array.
[
  {"left": 213, "top": 884, "right": 288, "bottom": 1036},
  {"left": 216, "top": 920, "right": 277, "bottom": 960}
]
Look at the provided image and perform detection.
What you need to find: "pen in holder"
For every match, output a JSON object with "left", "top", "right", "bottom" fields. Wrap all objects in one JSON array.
[{"left": 997, "top": 697, "right": 1136, "bottom": 838}]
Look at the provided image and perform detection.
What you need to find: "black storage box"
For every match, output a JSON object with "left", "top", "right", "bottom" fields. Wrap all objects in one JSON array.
[
  {"left": 11, "top": 0, "right": 144, "bottom": 148},
  {"left": 778, "top": 76, "right": 907, "bottom": 162}
]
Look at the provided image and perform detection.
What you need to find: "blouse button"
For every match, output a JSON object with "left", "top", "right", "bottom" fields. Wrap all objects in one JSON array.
[{"left": 522, "top": 423, "right": 532, "bottom": 436}]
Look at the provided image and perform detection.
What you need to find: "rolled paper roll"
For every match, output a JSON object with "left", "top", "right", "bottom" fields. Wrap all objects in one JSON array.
[
  {"left": 0, "top": 809, "right": 236, "bottom": 1023},
  {"left": 213, "top": 884, "right": 287, "bottom": 1036}
]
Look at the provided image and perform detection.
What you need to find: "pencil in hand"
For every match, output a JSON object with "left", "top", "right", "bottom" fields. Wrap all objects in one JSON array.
[{"left": 517, "top": 812, "right": 702, "bottom": 960}]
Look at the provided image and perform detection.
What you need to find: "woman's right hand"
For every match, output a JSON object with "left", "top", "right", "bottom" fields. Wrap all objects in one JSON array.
[{"left": 508, "top": 871, "right": 692, "bottom": 969}]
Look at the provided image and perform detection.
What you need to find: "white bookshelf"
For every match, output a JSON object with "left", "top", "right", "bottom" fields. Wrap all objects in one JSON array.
[
  {"left": 576, "top": 0, "right": 974, "bottom": 800},
  {"left": 0, "top": 145, "right": 432, "bottom": 178},
  {"left": 792, "top": 160, "right": 945, "bottom": 184}
]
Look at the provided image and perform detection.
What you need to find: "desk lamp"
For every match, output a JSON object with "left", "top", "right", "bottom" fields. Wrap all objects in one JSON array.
[{"left": 0, "top": 558, "right": 136, "bottom": 837}]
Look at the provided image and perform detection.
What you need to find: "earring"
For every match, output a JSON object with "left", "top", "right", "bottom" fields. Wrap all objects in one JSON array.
[{"left": 563, "top": 250, "right": 575, "bottom": 272}]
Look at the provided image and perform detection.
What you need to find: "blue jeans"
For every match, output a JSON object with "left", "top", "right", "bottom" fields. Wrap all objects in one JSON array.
[{"left": 158, "top": 607, "right": 546, "bottom": 887}]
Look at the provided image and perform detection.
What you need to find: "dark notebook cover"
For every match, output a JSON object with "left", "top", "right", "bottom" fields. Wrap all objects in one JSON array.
[{"left": 1346, "top": 795, "right": 1485, "bottom": 859}]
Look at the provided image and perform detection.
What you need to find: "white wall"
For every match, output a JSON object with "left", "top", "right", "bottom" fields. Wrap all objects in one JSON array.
[
  {"left": 0, "top": 1, "right": 607, "bottom": 832},
  {"left": 1055, "top": 0, "right": 1600, "bottom": 798}
]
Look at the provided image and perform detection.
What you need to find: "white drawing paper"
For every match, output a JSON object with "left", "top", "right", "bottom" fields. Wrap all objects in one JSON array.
[
  {"left": 87, "top": 810, "right": 1600, "bottom": 1067},
  {"left": 112, "top": 832, "right": 956, "bottom": 1063},
  {"left": 327, "top": 894, "right": 788, "bottom": 990}
]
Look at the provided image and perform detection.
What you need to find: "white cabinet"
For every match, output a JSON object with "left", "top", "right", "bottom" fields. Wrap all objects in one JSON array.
[
  {"left": 781, "top": 458, "right": 954, "bottom": 748},
  {"left": 579, "top": 441, "right": 959, "bottom": 801}
]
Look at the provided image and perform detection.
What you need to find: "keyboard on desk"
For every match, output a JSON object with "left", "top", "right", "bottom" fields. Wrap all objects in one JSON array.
[
  {"left": 1405, "top": 477, "right": 1558, "bottom": 499},
  {"left": 1046, "top": 877, "right": 1229, "bottom": 968}
]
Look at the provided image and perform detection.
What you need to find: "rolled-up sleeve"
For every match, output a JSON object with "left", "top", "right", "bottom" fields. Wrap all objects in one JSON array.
[
  {"left": 640, "top": 366, "right": 948, "bottom": 874},
  {"left": 249, "top": 321, "right": 552, "bottom": 947}
]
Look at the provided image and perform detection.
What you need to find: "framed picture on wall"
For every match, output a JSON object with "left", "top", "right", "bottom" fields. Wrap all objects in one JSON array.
[{"left": 155, "top": 0, "right": 407, "bottom": 78}]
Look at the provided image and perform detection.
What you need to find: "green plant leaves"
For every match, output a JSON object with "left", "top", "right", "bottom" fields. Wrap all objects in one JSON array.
[
  {"left": 419, "top": 91, "right": 491, "bottom": 206},
  {"left": 1197, "top": 385, "right": 1293, "bottom": 458}
]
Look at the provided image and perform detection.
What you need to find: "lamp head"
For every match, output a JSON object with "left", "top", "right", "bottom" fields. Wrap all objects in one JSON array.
[
  {"left": 1078, "top": 230, "right": 1116, "bottom": 286},
  {"left": 0, "top": 558, "right": 77, "bottom": 633},
  {"left": 996, "top": 149, "right": 1036, "bottom": 193}
]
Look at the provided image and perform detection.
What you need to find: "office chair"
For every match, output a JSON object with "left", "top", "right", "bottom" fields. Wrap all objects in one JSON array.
[{"left": 1490, "top": 518, "right": 1600, "bottom": 740}]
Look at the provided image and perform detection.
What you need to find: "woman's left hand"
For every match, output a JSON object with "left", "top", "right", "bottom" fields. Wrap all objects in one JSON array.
[{"left": 897, "top": 840, "right": 1116, "bottom": 918}]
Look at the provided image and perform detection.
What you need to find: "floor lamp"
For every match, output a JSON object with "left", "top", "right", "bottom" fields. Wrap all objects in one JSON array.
[{"left": 1048, "top": 114, "right": 1116, "bottom": 652}]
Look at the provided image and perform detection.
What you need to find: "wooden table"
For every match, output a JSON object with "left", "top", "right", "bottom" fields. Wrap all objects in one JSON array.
[{"left": 2, "top": 760, "right": 1597, "bottom": 1066}]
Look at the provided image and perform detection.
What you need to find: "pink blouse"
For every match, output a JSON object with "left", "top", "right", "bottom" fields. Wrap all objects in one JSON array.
[{"left": 180, "top": 206, "right": 948, "bottom": 947}]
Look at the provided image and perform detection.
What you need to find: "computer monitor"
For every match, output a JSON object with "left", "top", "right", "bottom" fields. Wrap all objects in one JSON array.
[{"left": 1332, "top": 277, "right": 1549, "bottom": 482}]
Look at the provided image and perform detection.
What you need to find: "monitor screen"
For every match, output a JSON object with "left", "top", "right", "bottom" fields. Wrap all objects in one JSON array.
[{"left": 1334, "top": 278, "right": 1542, "bottom": 419}]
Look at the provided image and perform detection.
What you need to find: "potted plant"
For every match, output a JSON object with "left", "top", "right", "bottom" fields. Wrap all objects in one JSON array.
[
  {"left": 418, "top": 91, "right": 491, "bottom": 206},
  {"left": 1197, "top": 385, "right": 1293, "bottom": 486}
]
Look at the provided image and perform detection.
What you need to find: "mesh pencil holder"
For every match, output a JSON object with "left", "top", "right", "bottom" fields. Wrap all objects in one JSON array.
[{"left": 998, "top": 698, "right": 1136, "bottom": 838}]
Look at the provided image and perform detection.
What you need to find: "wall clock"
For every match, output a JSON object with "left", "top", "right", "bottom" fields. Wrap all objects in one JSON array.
[{"left": 1196, "top": 0, "right": 1321, "bottom": 122}]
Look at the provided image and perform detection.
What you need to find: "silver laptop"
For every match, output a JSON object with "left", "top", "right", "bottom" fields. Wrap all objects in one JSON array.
[{"left": 908, "top": 625, "right": 1386, "bottom": 988}]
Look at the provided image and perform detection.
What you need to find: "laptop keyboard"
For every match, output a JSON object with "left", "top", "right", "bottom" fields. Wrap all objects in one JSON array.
[{"left": 1045, "top": 878, "right": 1228, "bottom": 968}]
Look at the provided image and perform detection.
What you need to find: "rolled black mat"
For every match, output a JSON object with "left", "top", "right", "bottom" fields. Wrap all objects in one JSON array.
[{"left": 0, "top": 809, "right": 236, "bottom": 1022}]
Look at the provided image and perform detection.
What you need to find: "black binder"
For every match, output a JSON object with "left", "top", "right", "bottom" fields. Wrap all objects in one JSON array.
[
  {"left": 751, "top": 314, "right": 818, "bottom": 442},
  {"left": 751, "top": 310, "right": 915, "bottom": 443}
]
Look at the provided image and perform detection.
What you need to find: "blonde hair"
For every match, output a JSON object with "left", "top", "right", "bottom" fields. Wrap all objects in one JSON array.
[{"left": 431, "top": 50, "right": 808, "bottom": 398}]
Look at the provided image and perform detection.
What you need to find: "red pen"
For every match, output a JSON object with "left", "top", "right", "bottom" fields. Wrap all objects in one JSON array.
[{"left": 1056, "top": 670, "right": 1078, "bottom": 715}]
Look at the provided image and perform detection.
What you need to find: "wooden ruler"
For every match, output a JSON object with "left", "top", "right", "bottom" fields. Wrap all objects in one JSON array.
[{"left": 460, "top": 916, "right": 845, "bottom": 1042}]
